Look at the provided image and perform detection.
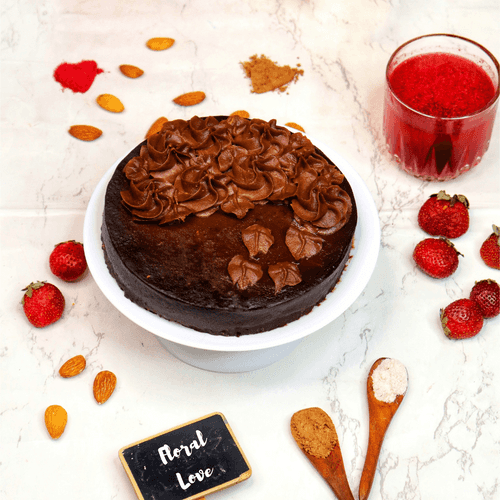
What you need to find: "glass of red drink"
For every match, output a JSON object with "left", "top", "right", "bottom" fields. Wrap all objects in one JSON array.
[{"left": 384, "top": 34, "right": 499, "bottom": 181}]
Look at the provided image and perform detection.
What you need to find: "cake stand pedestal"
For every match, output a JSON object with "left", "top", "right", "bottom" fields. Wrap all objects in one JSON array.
[{"left": 156, "top": 337, "right": 303, "bottom": 373}]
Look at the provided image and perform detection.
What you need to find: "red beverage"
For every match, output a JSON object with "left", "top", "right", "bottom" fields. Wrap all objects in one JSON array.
[{"left": 384, "top": 35, "right": 499, "bottom": 181}]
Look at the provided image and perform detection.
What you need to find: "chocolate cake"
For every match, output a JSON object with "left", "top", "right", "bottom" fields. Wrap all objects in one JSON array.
[{"left": 102, "top": 116, "right": 357, "bottom": 336}]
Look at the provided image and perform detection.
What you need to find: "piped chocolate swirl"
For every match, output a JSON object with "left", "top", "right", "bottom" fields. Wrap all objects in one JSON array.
[{"left": 120, "top": 116, "right": 352, "bottom": 232}]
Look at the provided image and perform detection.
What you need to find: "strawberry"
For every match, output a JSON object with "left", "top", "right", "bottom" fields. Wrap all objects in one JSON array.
[
  {"left": 49, "top": 240, "right": 87, "bottom": 281},
  {"left": 417, "top": 190, "right": 470, "bottom": 239},
  {"left": 440, "top": 298, "right": 484, "bottom": 339},
  {"left": 413, "top": 237, "right": 462, "bottom": 278},
  {"left": 470, "top": 279, "right": 500, "bottom": 318},
  {"left": 480, "top": 225, "right": 500, "bottom": 270},
  {"left": 22, "top": 281, "right": 65, "bottom": 328}
]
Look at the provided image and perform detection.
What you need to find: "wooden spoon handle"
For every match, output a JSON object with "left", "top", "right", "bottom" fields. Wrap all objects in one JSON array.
[
  {"left": 308, "top": 451, "right": 355, "bottom": 500},
  {"left": 324, "top": 457, "right": 355, "bottom": 500},
  {"left": 358, "top": 425, "right": 384, "bottom": 500}
]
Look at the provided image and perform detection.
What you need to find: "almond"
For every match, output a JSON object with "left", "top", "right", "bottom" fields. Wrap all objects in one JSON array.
[
  {"left": 93, "top": 370, "right": 117, "bottom": 404},
  {"left": 146, "top": 117, "right": 168, "bottom": 138},
  {"left": 230, "top": 110, "right": 250, "bottom": 118},
  {"left": 59, "top": 354, "right": 86, "bottom": 378},
  {"left": 68, "top": 125, "right": 102, "bottom": 141},
  {"left": 119, "top": 64, "right": 144, "bottom": 78},
  {"left": 146, "top": 37, "right": 175, "bottom": 51},
  {"left": 173, "top": 91, "right": 206, "bottom": 107},
  {"left": 96, "top": 94, "right": 125, "bottom": 113},
  {"left": 285, "top": 122, "right": 305, "bottom": 132},
  {"left": 44, "top": 405, "right": 68, "bottom": 439}
]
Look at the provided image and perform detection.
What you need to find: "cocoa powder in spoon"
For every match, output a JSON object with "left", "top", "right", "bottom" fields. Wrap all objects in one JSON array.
[{"left": 291, "top": 407, "right": 338, "bottom": 458}]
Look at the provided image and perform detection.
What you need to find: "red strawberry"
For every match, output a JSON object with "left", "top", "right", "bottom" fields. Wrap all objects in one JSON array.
[
  {"left": 417, "top": 190, "right": 470, "bottom": 239},
  {"left": 49, "top": 241, "right": 87, "bottom": 282},
  {"left": 413, "top": 238, "right": 462, "bottom": 278},
  {"left": 22, "top": 281, "right": 65, "bottom": 328},
  {"left": 470, "top": 279, "right": 500, "bottom": 318},
  {"left": 480, "top": 225, "right": 500, "bottom": 270},
  {"left": 440, "top": 298, "right": 484, "bottom": 339}
]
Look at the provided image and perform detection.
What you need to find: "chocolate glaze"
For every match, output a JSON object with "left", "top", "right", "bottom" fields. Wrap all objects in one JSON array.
[{"left": 102, "top": 117, "right": 357, "bottom": 336}]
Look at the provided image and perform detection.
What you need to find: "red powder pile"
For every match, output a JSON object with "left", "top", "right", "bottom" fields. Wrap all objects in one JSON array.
[{"left": 53, "top": 60, "right": 104, "bottom": 93}]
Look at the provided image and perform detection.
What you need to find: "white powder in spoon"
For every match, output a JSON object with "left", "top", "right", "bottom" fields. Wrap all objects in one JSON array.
[{"left": 371, "top": 358, "right": 407, "bottom": 403}]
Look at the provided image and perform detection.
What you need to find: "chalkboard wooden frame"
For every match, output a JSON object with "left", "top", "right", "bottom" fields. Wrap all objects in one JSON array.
[{"left": 119, "top": 412, "right": 252, "bottom": 500}]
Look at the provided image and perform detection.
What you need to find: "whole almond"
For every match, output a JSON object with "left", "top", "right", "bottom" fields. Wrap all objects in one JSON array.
[
  {"left": 146, "top": 37, "right": 175, "bottom": 51},
  {"left": 93, "top": 370, "right": 117, "bottom": 404},
  {"left": 96, "top": 94, "right": 125, "bottom": 113},
  {"left": 68, "top": 125, "right": 102, "bottom": 141},
  {"left": 285, "top": 122, "right": 305, "bottom": 132},
  {"left": 173, "top": 91, "right": 206, "bottom": 107},
  {"left": 146, "top": 117, "right": 168, "bottom": 138},
  {"left": 230, "top": 110, "right": 250, "bottom": 118},
  {"left": 44, "top": 405, "right": 68, "bottom": 439},
  {"left": 59, "top": 354, "right": 86, "bottom": 378},
  {"left": 119, "top": 64, "right": 144, "bottom": 78}
]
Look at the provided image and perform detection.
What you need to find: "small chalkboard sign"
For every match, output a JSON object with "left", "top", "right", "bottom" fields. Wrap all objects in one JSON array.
[{"left": 119, "top": 412, "right": 252, "bottom": 500}]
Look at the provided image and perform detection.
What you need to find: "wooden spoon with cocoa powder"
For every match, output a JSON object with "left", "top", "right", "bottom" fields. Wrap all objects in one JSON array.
[
  {"left": 291, "top": 407, "right": 355, "bottom": 500},
  {"left": 359, "top": 358, "right": 408, "bottom": 500}
]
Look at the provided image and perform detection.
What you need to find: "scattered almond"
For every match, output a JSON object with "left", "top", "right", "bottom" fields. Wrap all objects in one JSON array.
[
  {"left": 173, "top": 91, "right": 206, "bottom": 107},
  {"left": 285, "top": 122, "right": 305, "bottom": 132},
  {"left": 93, "top": 370, "right": 117, "bottom": 404},
  {"left": 119, "top": 64, "right": 144, "bottom": 78},
  {"left": 68, "top": 125, "right": 102, "bottom": 141},
  {"left": 44, "top": 404, "right": 68, "bottom": 439},
  {"left": 96, "top": 94, "right": 125, "bottom": 113},
  {"left": 230, "top": 110, "right": 250, "bottom": 118},
  {"left": 59, "top": 354, "right": 86, "bottom": 378},
  {"left": 146, "top": 37, "right": 175, "bottom": 51},
  {"left": 146, "top": 117, "right": 168, "bottom": 138}
]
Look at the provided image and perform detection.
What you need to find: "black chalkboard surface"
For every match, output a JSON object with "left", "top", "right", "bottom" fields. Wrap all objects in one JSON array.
[{"left": 119, "top": 412, "right": 252, "bottom": 500}]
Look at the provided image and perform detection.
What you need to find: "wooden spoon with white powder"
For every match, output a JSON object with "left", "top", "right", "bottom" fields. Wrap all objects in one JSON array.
[{"left": 359, "top": 358, "right": 408, "bottom": 500}]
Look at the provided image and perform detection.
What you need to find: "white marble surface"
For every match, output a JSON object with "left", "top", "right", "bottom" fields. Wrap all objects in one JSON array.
[{"left": 1, "top": 1, "right": 499, "bottom": 499}]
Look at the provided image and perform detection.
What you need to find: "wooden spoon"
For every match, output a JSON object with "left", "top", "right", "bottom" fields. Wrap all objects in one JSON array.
[
  {"left": 359, "top": 358, "right": 407, "bottom": 500},
  {"left": 291, "top": 407, "right": 355, "bottom": 500}
]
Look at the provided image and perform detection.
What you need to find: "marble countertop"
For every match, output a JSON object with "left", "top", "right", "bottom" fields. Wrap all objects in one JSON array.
[{"left": 1, "top": 1, "right": 499, "bottom": 499}]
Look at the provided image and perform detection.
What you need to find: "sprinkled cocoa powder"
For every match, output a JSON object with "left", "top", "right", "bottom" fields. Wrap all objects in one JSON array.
[{"left": 241, "top": 54, "right": 303, "bottom": 94}]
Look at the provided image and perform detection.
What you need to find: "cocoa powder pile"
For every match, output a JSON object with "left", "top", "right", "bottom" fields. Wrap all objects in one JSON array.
[{"left": 241, "top": 54, "right": 303, "bottom": 94}]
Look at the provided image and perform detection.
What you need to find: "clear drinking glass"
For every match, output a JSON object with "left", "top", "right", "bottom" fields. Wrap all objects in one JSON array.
[{"left": 383, "top": 34, "right": 499, "bottom": 181}]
